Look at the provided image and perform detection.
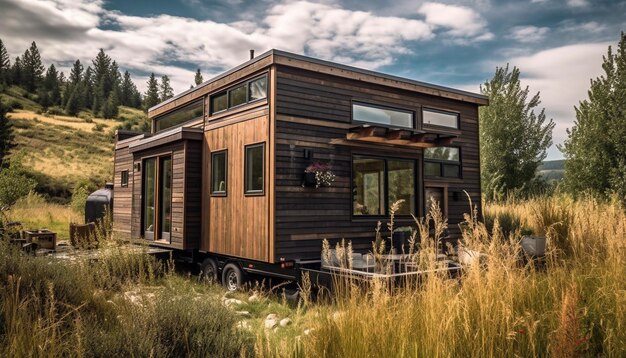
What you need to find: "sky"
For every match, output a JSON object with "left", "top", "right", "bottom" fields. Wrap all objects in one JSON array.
[{"left": 1, "top": 0, "right": 625, "bottom": 159}]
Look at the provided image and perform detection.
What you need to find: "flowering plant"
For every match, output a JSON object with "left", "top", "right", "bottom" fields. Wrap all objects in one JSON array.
[{"left": 304, "top": 162, "right": 335, "bottom": 188}]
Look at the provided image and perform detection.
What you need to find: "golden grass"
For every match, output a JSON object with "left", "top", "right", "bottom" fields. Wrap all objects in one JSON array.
[
  {"left": 7, "top": 110, "right": 113, "bottom": 132},
  {"left": 6, "top": 193, "right": 81, "bottom": 240}
]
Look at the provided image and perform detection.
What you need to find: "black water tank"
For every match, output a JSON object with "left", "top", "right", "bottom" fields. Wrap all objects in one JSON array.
[{"left": 85, "top": 183, "right": 114, "bottom": 224}]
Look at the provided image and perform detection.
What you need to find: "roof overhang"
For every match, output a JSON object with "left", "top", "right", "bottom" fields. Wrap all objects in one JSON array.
[
  {"left": 128, "top": 126, "right": 203, "bottom": 153},
  {"left": 341, "top": 125, "right": 458, "bottom": 149},
  {"left": 148, "top": 49, "right": 488, "bottom": 118}
]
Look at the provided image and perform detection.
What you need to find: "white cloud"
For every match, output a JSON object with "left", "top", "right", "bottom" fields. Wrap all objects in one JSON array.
[
  {"left": 558, "top": 20, "right": 606, "bottom": 34},
  {"left": 508, "top": 26, "right": 550, "bottom": 43},
  {"left": 417, "top": 2, "right": 493, "bottom": 41},
  {"left": 566, "top": 0, "right": 589, "bottom": 7}
]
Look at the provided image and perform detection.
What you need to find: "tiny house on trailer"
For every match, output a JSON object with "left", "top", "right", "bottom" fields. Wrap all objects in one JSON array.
[{"left": 113, "top": 49, "right": 488, "bottom": 290}]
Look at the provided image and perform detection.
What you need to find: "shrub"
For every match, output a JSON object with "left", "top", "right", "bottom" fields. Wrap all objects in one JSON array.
[
  {"left": 45, "top": 106, "right": 65, "bottom": 116},
  {"left": 0, "top": 157, "right": 37, "bottom": 206},
  {"left": 71, "top": 185, "right": 90, "bottom": 215},
  {"left": 93, "top": 123, "right": 105, "bottom": 132}
]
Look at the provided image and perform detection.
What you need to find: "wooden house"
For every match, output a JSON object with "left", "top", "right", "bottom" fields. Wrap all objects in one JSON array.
[{"left": 113, "top": 49, "right": 488, "bottom": 287}]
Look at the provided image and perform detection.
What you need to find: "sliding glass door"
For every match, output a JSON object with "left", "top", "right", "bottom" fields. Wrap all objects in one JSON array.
[{"left": 142, "top": 155, "right": 172, "bottom": 243}]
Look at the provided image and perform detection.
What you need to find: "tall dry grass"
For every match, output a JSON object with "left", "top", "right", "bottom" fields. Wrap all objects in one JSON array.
[{"left": 289, "top": 196, "right": 626, "bottom": 357}]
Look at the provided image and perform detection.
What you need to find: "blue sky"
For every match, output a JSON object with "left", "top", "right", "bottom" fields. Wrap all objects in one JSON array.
[{"left": 1, "top": 0, "right": 625, "bottom": 159}]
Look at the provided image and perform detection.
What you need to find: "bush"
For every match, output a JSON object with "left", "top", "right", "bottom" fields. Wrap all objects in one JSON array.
[
  {"left": 45, "top": 106, "right": 65, "bottom": 116},
  {"left": 483, "top": 210, "right": 522, "bottom": 238},
  {"left": 8, "top": 100, "right": 23, "bottom": 111},
  {"left": 71, "top": 185, "right": 90, "bottom": 215},
  {"left": 0, "top": 157, "right": 37, "bottom": 206},
  {"left": 93, "top": 123, "right": 105, "bottom": 132}
]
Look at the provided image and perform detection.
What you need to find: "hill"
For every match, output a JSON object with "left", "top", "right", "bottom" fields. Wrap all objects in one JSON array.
[
  {"left": 3, "top": 92, "right": 149, "bottom": 202},
  {"left": 537, "top": 159, "right": 565, "bottom": 181}
]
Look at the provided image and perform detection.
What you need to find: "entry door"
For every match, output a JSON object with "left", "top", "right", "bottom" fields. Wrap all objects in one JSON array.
[{"left": 142, "top": 156, "right": 172, "bottom": 242}]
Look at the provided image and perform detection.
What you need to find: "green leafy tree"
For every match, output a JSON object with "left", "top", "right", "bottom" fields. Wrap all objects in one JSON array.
[
  {"left": 160, "top": 75, "right": 174, "bottom": 102},
  {"left": 194, "top": 68, "right": 203, "bottom": 86},
  {"left": 0, "top": 102, "right": 15, "bottom": 167},
  {"left": 560, "top": 32, "right": 626, "bottom": 201},
  {"left": 21, "top": 41, "right": 45, "bottom": 92},
  {"left": 0, "top": 156, "right": 37, "bottom": 206},
  {"left": 479, "top": 64, "right": 555, "bottom": 201},
  {"left": 0, "top": 39, "right": 10, "bottom": 86},
  {"left": 144, "top": 73, "right": 160, "bottom": 110}
]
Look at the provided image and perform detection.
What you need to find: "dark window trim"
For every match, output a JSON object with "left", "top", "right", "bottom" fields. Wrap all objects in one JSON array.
[
  {"left": 139, "top": 151, "right": 174, "bottom": 242},
  {"left": 351, "top": 101, "right": 416, "bottom": 129},
  {"left": 120, "top": 170, "right": 129, "bottom": 187},
  {"left": 244, "top": 142, "right": 265, "bottom": 196},
  {"left": 421, "top": 107, "right": 460, "bottom": 130},
  {"left": 424, "top": 146, "right": 462, "bottom": 179},
  {"left": 210, "top": 150, "right": 228, "bottom": 197},
  {"left": 351, "top": 154, "right": 418, "bottom": 219},
  {"left": 153, "top": 99, "right": 204, "bottom": 133},
  {"left": 210, "top": 73, "right": 269, "bottom": 115}
]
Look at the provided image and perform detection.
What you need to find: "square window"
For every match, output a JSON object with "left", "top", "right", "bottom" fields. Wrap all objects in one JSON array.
[
  {"left": 424, "top": 162, "right": 441, "bottom": 177},
  {"left": 229, "top": 84, "right": 247, "bottom": 108},
  {"left": 211, "top": 151, "right": 227, "bottom": 195},
  {"left": 249, "top": 76, "right": 267, "bottom": 101},
  {"left": 211, "top": 92, "right": 227, "bottom": 113},
  {"left": 245, "top": 143, "right": 264, "bottom": 194}
]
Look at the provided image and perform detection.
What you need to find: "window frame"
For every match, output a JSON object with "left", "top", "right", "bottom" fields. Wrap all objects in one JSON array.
[
  {"left": 209, "top": 73, "right": 268, "bottom": 115},
  {"left": 351, "top": 101, "right": 415, "bottom": 129},
  {"left": 421, "top": 107, "right": 460, "bottom": 130},
  {"left": 244, "top": 142, "right": 265, "bottom": 196},
  {"left": 423, "top": 146, "right": 462, "bottom": 179},
  {"left": 351, "top": 155, "right": 418, "bottom": 218},
  {"left": 153, "top": 99, "right": 204, "bottom": 133},
  {"left": 120, "top": 170, "right": 129, "bottom": 187},
  {"left": 210, "top": 150, "right": 228, "bottom": 197}
]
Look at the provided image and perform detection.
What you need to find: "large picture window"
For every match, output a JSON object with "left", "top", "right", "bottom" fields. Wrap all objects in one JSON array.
[
  {"left": 210, "top": 74, "right": 268, "bottom": 115},
  {"left": 244, "top": 143, "right": 265, "bottom": 195},
  {"left": 352, "top": 156, "right": 416, "bottom": 216},
  {"left": 424, "top": 147, "right": 461, "bottom": 178},
  {"left": 422, "top": 108, "right": 459, "bottom": 129},
  {"left": 352, "top": 102, "right": 413, "bottom": 129},
  {"left": 154, "top": 99, "right": 204, "bottom": 132},
  {"left": 211, "top": 150, "right": 227, "bottom": 195}
]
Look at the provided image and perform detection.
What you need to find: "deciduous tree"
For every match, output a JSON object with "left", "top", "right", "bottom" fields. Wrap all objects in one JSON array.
[
  {"left": 479, "top": 64, "right": 555, "bottom": 201},
  {"left": 560, "top": 32, "right": 626, "bottom": 201}
]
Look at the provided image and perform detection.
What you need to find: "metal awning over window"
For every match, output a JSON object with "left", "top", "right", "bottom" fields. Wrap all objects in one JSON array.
[{"left": 341, "top": 125, "right": 458, "bottom": 148}]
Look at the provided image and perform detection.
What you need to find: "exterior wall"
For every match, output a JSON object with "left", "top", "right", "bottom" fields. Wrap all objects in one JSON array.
[
  {"left": 203, "top": 106, "right": 271, "bottom": 261},
  {"left": 273, "top": 65, "right": 482, "bottom": 261},
  {"left": 112, "top": 142, "right": 134, "bottom": 240}
]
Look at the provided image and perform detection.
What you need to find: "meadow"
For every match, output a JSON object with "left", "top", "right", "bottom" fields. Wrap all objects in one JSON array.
[{"left": 1, "top": 195, "right": 624, "bottom": 357}]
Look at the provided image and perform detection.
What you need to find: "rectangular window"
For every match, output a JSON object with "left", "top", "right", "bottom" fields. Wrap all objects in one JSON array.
[
  {"left": 424, "top": 147, "right": 461, "bottom": 178},
  {"left": 210, "top": 74, "right": 268, "bottom": 115},
  {"left": 211, "top": 151, "right": 227, "bottom": 195},
  {"left": 425, "top": 187, "right": 446, "bottom": 216},
  {"left": 121, "top": 170, "right": 129, "bottom": 187},
  {"left": 244, "top": 143, "right": 265, "bottom": 195},
  {"left": 353, "top": 102, "right": 413, "bottom": 128},
  {"left": 154, "top": 99, "right": 204, "bottom": 132},
  {"left": 211, "top": 92, "right": 227, "bottom": 113},
  {"left": 229, "top": 84, "right": 247, "bottom": 108},
  {"left": 249, "top": 76, "right": 267, "bottom": 101},
  {"left": 423, "top": 108, "right": 459, "bottom": 129},
  {"left": 352, "top": 157, "right": 416, "bottom": 216},
  {"left": 353, "top": 158, "right": 386, "bottom": 216},
  {"left": 387, "top": 160, "right": 415, "bottom": 216}
]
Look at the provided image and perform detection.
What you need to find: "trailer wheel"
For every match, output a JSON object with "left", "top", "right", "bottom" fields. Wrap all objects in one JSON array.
[
  {"left": 222, "top": 263, "right": 245, "bottom": 291},
  {"left": 200, "top": 258, "right": 218, "bottom": 284}
]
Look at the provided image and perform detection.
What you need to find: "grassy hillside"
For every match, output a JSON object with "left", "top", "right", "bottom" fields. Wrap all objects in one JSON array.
[
  {"left": 538, "top": 159, "right": 565, "bottom": 181},
  {"left": 3, "top": 91, "right": 148, "bottom": 202}
]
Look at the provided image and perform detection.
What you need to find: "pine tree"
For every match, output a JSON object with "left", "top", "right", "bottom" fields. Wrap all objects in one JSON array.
[
  {"left": 160, "top": 75, "right": 174, "bottom": 102},
  {"left": 102, "top": 89, "right": 120, "bottom": 119},
  {"left": 479, "top": 64, "right": 555, "bottom": 200},
  {"left": 65, "top": 87, "right": 81, "bottom": 116},
  {"left": 21, "top": 41, "right": 45, "bottom": 92},
  {"left": 0, "top": 101, "right": 14, "bottom": 167},
  {"left": 120, "top": 70, "right": 135, "bottom": 107},
  {"left": 40, "top": 64, "right": 61, "bottom": 107},
  {"left": 11, "top": 57, "right": 22, "bottom": 86},
  {"left": 68, "top": 60, "right": 83, "bottom": 86},
  {"left": 143, "top": 73, "right": 160, "bottom": 110},
  {"left": 0, "top": 39, "right": 10, "bottom": 86},
  {"left": 560, "top": 32, "right": 626, "bottom": 201},
  {"left": 92, "top": 49, "right": 112, "bottom": 113},
  {"left": 194, "top": 68, "right": 203, "bottom": 86},
  {"left": 82, "top": 66, "right": 94, "bottom": 110}
]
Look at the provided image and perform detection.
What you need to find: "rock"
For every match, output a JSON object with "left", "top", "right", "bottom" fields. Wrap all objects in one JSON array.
[
  {"left": 265, "top": 318, "right": 278, "bottom": 329},
  {"left": 266, "top": 313, "right": 278, "bottom": 320},
  {"left": 249, "top": 294, "right": 260, "bottom": 302},
  {"left": 280, "top": 318, "right": 292, "bottom": 327},
  {"left": 223, "top": 298, "right": 244, "bottom": 307},
  {"left": 304, "top": 328, "right": 314, "bottom": 335},
  {"left": 236, "top": 310, "right": 251, "bottom": 317}
]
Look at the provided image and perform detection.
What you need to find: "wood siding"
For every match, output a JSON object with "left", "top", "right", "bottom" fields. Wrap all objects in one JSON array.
[
  {"left": 204, "top": 109, "right": 270, "bottom": 261},
  {"left": 112, "top": 143, "right": 134, "bottom": 239},
  {"left": 274, "top": 65, "right": 482, "bottom": 261}
]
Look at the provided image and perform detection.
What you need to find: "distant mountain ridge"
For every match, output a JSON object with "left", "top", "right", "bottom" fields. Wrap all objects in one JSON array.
[{"left": 538, "top": 159, "right": 565, "bottom": 181}]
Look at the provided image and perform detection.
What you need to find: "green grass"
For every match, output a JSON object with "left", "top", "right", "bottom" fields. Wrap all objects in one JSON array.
[{"left": 0, "top": 86, "right": 42, "bottom": 112}]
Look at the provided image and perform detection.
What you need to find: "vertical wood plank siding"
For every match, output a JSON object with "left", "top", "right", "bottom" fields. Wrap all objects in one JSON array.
[
  {"left": 113, "top": 143, "right": 133, "bottom": 239},
  {"left": 274, "top": 65, "right": 482, "bottom": 261},
  {"left": 204, "top": 111, "right": 270, "bottom": 262}
]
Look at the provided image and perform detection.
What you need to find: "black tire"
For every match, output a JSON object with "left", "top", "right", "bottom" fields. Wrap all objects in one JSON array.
[
  {"left": 222, "top": 263, "right": 245, "bottom": 291},
  {"left": 200, "top": 258, "right": 219, "bottom": 284}
]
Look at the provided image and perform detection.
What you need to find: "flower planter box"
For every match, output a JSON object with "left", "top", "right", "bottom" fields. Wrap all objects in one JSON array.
[
  {"left": 521, "top": 235, "right": 546, "bottom": 257},
  {"left": 302, "top": 172, "right": 317, "bottom": 187}
]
